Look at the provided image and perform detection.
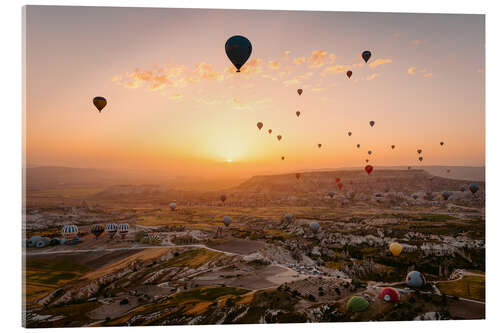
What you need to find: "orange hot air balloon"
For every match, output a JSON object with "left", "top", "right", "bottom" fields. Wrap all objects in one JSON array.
[
  {"left": 337, "top": 182, "right": 343, "bottom": 190},
  {"left": 296, "top": 173, "right": 301, "bottom": 180},
  {"left": 348, "top": 131, "right": 352, "bottom": 136},
  {"left": 297, "top": 89, "right": 303, "bottom": 96},
  {"left": 277, "top": 135, "right": 282, "bottom": 141},
  {"left": 391, "top": 145, "right": 395, "bottom": 149},
  {"left": 318, "top": 143, "right": 322, "bottom": 148},
  {"left": 346, "top": 70, "right": 352, "bottom": 78},
  {"left": 257, "top": 122, "right": 263, "bottom": 130},
  {"left": 296, "top": 111, "right": 300, "bottom": 117},
  {"left": 365, "top": 165, "right": 373, "bottom": 175},
  {"left": 281, "top": 156, "right": 285, "bottom": 160},
  {"left": 268, "top": 129, "right": 272, "bottom": 134}
]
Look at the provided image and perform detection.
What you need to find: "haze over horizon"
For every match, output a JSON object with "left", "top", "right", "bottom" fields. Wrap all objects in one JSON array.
[{"left": 25, "top": 6, "right": 484, "bottom": 180}]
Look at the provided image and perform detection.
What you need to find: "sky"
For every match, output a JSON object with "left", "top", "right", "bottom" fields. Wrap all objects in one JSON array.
[{"left": 25, "top": 6, "right": 485, "bottom": 179}]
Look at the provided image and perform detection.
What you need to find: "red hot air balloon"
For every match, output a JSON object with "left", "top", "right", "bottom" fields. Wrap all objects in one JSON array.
[
  {"left": 220, "top": 194, "right": 227, "bottom": 203},
  {"left": 297, "top": 89, "right": 303, "bottom": 96},
  {"left": 296, "top": 173, "right": 301, "bottom": 180},
  {"left": 296, "top": 111, "right": 301, "bottom": 117},
  {"left": 268, "top": 129, "right": 272, "bottom": 134},
  {"left": 346, "top": 70, "right": 352, "bottom": 78},
  {"left": 348, "top": 131, "right": 352, "bottom": 136},
  {"left": 277, "top": 135, "right": 282, "bottom": 141},
  {"left": 365, "top": 165, "right": 374, "bottom": 175},
  {"left": 257, "top": 122, "right": 263, "bottom": 130},
  {"left": 335, "top": 177, "right": 341, "bottom": 183},
  {"left": 337, "top": 182, "right": 343, "bottom": 190},
  {"left": 381, "top": 287, "right": 400, "bottom": 302},
  {"left": 318, "top": 143, "right": 322, "bottom": 148}
]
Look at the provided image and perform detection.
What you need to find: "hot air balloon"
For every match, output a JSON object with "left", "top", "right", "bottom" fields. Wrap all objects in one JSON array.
[
  {"left": 296, "top": 111, "right": 301, "bottom": 117},
  {"left": 337, "top": 182, "right": 343, "bottom": 190},
  {"left": 369, "top": 120, "right": 375, "bottom": 127},
  {"left": 406, "top": 271, "right": 426, "bottom": 288},
  {"left": 365, "top": 159, "right": 369, "bottom": 163},
  {"left": 408, "top": 166, "right": 411, "bottom": 170},
  {"left": 389, "top": 242, "right": 403, "bottom": 256},
  {"left": 440, "top": 141, "right": 444, "bottom": 146},
  {"left": 348, "top": 131, "right": 352, "bottom": 136},
  {"left": 442, "top": 191, "right": 451, "bottom": 200},
  {"left": 297, "top": 88, "right": 303, "bottom": 96},
  {"left": 284, "top": 213, "right": 294, "bottom": 223},
  {"left": 61, "top": 225, "right": 79, "bottom": 240},
  {"left": 268, "top": 129, "right": 272, "bottom": 134},
  {"left": 318, "top": 143, "right": 322, "bottom": 148},
  {"left": 357, "top": 144, "right": 360, "bottom": 148},
  {"left": 368, "top": 150, "right": 372, "bottom": 155},
  {"left": 417, "top": 149, "right": 422, "bottom": 154},
  {"left": 223, "top": 216, "right": 232, "bottom": 227},
  {"left": 361, "top": 50, "right": 372, "bottom": 63},
  {"left": 469, "top": 183, "right": 479, "bottom": 194},
  {"left": 257, "top": 122, "right": 263, "bottom": 130},
  {"left": 90, "top": 224, "right": 105, "bottom": 240},
  {"left": 106, "top": 223, "right": 118, "bottom": 239},
  {"left": 281, "top": 156, "right": 285, "bottom": 160},
  {"left": 381, "top": 287, "right": 400, "bottom": 302},
  {"left": 310, "top": 222, "right": 320, "bottom": 234},
  {"left": 446, "top": 169, "right": 451, "bottom": 173},
  {"left": 335, "top": 177, "right": 341, "bottom": 183},
  {"left": 93, "top": 96, "right": 107, "bottom": 113},
  {"left": 418, "top": 157, "right": 423, "bottom": 162},
  {"left": 118, "top": 223, "right": 129, "bottom": 239},
  {"left": 277, "top": 135, "right": 282, "bottom": 141},
  {"left": 149, "top": 233, "right": 162, "bottom": 245},
  {"left": 220, "top": 194, "right": 227, "bottom": 203},
  {"left": 365, "top": 165, "right": 373, "bottom": 175},
  {"left": 391, "top": 145, "right": 395, "bottom": 149},
  {"left": 169, "top": 202, "right": 177, "bottom": 211},
  {"left": 225, "top": 35, "right": 252, "bottom": 72},
  {"left": 328, "top": 190, "right": 335, "bottom": 198},
  {"left": 296, "top": 173, "right": 301, "bottom": 180},
  {"left": 460, "top": 186, "right": 466, "bottom": 192},
  {"left": 347, "top": 296, "right": 369, "bottom": 312},
  {"left": 412, "top": 193, "right": 419, "bottom": 200},
  {"left": 346, "top": 70, "right": 352, "bottom": 78}
]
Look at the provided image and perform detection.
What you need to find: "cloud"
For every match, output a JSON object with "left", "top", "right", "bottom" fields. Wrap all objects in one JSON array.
[
  {"left": 268, "top": 60, "right": 281, "bottom": 70},
  {"left": 308, "top": 50, "right": 331, "bottom": 68},
  {"left": 369, "top": 58, "right": 392, "bottom": 68},
  {"left": 322, "top": 64, "right": 350, "bottom": 75},
  {"left": 423, "top": 73, "right": 433, "bottom": 77},
  {"left": 411, "top": 39, "right": 421, "bottom": 45},
  {"left": 169, "top": 93, "right": 183, "bottom": 100},
  {"left": 366, "top": 73, "right": 380, "bottom": 81},
  {"left": 408, "top": 67, "right": 417, "bottom": 75},
  {"left": 293, "top": 57, "right": 306, "bottom": 65},
  {"left": 392, "top": 33, "right": 401, "bottom": 38},
  {"left": 477, "top": 68, "right": 484, "bottom": 73},
  {"left": 419, "top": 68, "right": 427, "bottom": 73},
  {"left": 283, "top": 78, "right": 300, "bottom": 86}
]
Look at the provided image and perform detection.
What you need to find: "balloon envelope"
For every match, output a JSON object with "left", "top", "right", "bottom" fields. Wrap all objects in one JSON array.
[
  {"left": 347, "top": 296, "right": 369, "bottom": 312},
  {"left": 469, "top": 183, "right": 479, "bottom": 194},
  {"left": 369, "top": 120, "right": 375, "bottom": 127},
  {"left": 93, "top": 96, "right": 107, "bottom": 112},
  {"left": 223, "top": 216, "right": 232, "bottom": 227},
  {"left": 296, "top": 111, "right": 300, "bottom": 117},
  {"left": 297, "top": 89, "right": 303, "bottom": 95},
  {"left": 346, "top": 70, "right": 352, "bottom": 78},
  {"left": 365, "top": 165, "right": 373, "bottom": 175},
  {"left": 257, "top": 122, "right": 263, "bottom": 130},
  {"left": 362, "top": 50, "right": 372, "bottom": 63},
  {"left": 310, "top": 222, "right": 320, "bottom": 234},
  {"left": 381, "top": 287, "right": 400, "bottom": 302},
  {"left": 225, "top": 35, "right": 252, "bottom": 72},
  {"left": 389, "top": 242, "right": 403, "bottom": 256},
  {"left": 406, "top": 271, "right": 426, "bottom": 288}
]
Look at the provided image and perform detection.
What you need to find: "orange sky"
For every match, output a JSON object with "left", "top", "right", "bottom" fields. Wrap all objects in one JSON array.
[{"left": 25, "top": 7, "right": 485, "bottom": 179}]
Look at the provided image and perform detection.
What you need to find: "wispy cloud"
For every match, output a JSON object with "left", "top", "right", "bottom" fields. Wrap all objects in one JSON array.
[
  {"left": 408, "top": 67, "right": 417, "bottom": 75},
  {"left": 423, "top": 73, "right": 433, "bottom": 77},
  {"left": 370, "top": 58, "right": 392, "bottom": 68},
  {"left": 293, "top": 57, "right": 306, "bottom": 65},
  {"left": 366, "top": 73, "right": 380, "bottom": 81},
  {"left": 268, "top": 60, "right": 281, "bottom": 70}
]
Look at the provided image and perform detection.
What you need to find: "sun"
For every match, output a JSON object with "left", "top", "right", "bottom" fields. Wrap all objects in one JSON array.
[{"left": 226, "top": 159, "right": 233, "bottom": 163}]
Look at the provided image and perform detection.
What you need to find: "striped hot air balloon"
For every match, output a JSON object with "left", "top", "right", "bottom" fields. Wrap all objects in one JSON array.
[
  {"left": 105, "top": 223, "right": 118, "bottom": 239},
  {"left": 118, "top": 223, "right": 129, "bottom": 239},
  {"left": 91, "top": 224, "right": 105, "bottom": 239},
  {"left": 61, "top": 225, "right": 79, "bottom": 240}
]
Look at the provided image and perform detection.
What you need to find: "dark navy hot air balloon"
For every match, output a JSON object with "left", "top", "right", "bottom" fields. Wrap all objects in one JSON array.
[
  {"left": 225, "top": 36, "right": 252, "bottom": 72},
  {"left": 93, "top": 97, "right": 107, "bottom": 113},
  {"left": 362, "top": 50, "right": 372, "bottom": 63}
]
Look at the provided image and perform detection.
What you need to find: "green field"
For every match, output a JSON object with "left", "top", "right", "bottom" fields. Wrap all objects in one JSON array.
[{"left": 438, "top": 274, "right": 485, "bottom": 302}]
